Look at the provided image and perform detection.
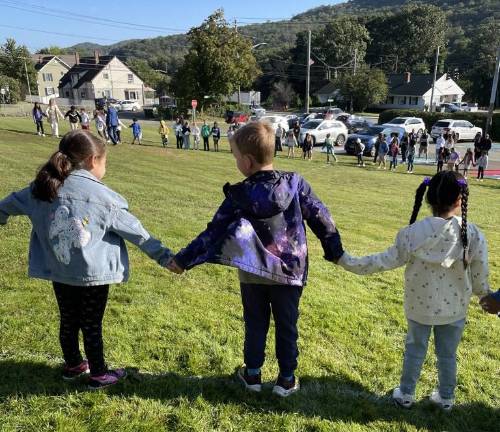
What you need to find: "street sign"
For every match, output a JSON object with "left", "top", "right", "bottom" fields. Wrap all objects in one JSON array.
[{"left": 191, "top": 99, "right": 197, "bottom": 108}]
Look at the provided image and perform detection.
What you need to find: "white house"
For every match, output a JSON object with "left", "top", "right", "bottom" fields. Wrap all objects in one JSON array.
[
  {"left": 31, "top": 55, "right": 76, "bottom": 103},
  {"left": 374, "top": 72, "right": 465, "bottom": 110},
  {"left": 58, "top": 52, "right": 145, "bottom": 106}
]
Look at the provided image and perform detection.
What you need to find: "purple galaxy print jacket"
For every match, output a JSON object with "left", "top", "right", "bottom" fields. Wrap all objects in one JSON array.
[{"left": 175, "top": 170, "right": 343, "bottom": 286}]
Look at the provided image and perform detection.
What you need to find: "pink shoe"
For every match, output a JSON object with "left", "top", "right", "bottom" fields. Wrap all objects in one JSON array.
[
  {"left": 62, "top": 360, "right": 90, "bottom": 381},
  {"left": 88, "top": 368, "right": 127, "bottom": 390}
]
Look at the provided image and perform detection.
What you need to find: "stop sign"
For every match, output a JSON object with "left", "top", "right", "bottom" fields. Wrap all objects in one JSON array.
[{"left": 191, "top": 99, "right": 197, "bottom": 108}]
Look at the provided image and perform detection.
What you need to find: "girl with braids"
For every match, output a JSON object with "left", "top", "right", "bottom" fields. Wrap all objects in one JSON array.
[
  {"left": 337, "top": 171, "right": 491, "bottom": 411},
  {"left": 0, "top": 130, "right": 173, "bottom": 390}
]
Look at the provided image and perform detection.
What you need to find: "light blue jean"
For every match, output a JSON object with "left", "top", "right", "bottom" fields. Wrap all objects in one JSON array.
[{"left": 400, "top": 318, "right": 465, "bottom": 400}]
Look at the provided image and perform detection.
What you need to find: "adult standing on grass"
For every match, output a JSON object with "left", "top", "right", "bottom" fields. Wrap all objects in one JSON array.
[
  {"left": 46, "top": 98, "right": 63, "bottom": 138},
  {"left": 473, "top": 131, "right": 482, "bottom": 161},
  {"left": 338, "top": 171, "right": 491, "bottom": 411},
  {"left": 377, "top": 135, "right": 389, "bottom": 170},
  {"left": 201, "top": 120, "right": 211, "bottom": 151},
  {"left": 182, "top": 120, "right": 191, "bottom": 150},
  {"left": 302, "top": 133, "right": 313, "bottom": 161},
  {"left": 175, "top": 118, "right": 183, "bottom": 149},
  {"left": 105, "top": 102, "right": 119, "bottom": 145},
  {"left": 480, "top": 133, "right": 492, "bottom": 155},
  {"left": 0, "top": 130, "right": 173, "bottom": 389},
  {"left": 418, "top": 130, "right": 429, "bottom": 160},
  {"left": 322, "top": 133, "right": 337, "bottom": 164},
  {"left": 64, "top": 106, "right": 82, "bottom": 131},
  {"left": 435, "top": 133, "right": 445, "bottom": 162},
  {"left": 32, "top": 102, "right": 46, "bottom": 136},
  {"left": 406, "top": 139, "right": 416, "bottom": 174},
  {"left": 274, "top": 123, "right": 285, "bottom": 157},
  {"left": 211, "top": 121, "right": 221, "bottom": 152},
  {"left": 373, "top": 133, "right": 383, "bottom": 164},
  {"left": 292, "top": 121, "right": 300, "bottom": 143},
  {"left": 400, "top": 132, "right": 409, "bottom": 164}
]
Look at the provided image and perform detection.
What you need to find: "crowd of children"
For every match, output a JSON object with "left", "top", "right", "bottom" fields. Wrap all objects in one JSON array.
[{"left": 0, "top": 123, "right": 497, "bottom": 408}]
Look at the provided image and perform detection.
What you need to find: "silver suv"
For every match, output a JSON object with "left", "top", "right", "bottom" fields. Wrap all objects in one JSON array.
[{"left": 299, "top": 119, "right": 348, "bottom": 146}]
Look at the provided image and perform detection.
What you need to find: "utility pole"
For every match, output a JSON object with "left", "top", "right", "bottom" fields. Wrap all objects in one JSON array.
[
  {"left": 486, "top": 46, "right": 500, "bottom": 135},
  {"left": 394, "top": 54, "right": 398, "bottom": 73},
  {"left": 353, "top": 48, "right": 358, "bottom": 76},
  {"left": 305, "top": 29, "right": 311, "bottom": 113},
  {"left": 23, "top": 59, "right": 32, "bottom": 103},
  {"left": 234, "top": 19, "right": 241, "bottom": 107},
  {"left": 429, "top": 46, "right": 440, "bottom": 112}
]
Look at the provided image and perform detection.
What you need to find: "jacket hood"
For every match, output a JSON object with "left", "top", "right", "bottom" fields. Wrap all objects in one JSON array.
[
  {"left": 408, "top": 216, "right": 465, "bottom": 268},
  {"left": 224, "top": 171, "right": 299, "bottom": 218}
]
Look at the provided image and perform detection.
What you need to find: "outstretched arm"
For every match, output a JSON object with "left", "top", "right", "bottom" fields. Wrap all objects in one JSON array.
[
  {"left": 0, "top": 187, "right": 32, "bottom": 225},
  {"left": 338, "top": 230, "right": 408, "bottom": 275}
]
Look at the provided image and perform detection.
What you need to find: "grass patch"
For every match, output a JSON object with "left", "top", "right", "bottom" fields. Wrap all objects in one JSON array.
[{"left": 0, "top": 118, "right": 499, "bottom": 431}]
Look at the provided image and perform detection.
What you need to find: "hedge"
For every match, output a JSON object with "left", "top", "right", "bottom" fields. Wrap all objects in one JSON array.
[{"left": 378, "top": 109, "right": 500, "bottom": 141}]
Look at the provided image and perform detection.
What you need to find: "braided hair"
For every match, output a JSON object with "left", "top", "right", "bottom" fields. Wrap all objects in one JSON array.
[{"left": 409, "top": 171, "right": 469, "bottom": 267}]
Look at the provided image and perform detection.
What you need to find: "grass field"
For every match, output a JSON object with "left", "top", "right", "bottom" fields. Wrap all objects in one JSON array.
[{"left": 0, "top": 118, "right": 498, "bottom": 432}]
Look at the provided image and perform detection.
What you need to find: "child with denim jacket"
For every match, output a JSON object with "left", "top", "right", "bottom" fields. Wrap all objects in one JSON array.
[
  {"left": 167, "top": 122, "right": 343, "bottom": 397},
  {"left": 337, "top": 171, "right": 490, "bottom": 410},
  {"left": 0, "top": 130, "right": 172, "bottom": 389}
]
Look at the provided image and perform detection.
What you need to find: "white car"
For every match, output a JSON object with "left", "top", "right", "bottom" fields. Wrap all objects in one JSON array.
[
  {"left": 383, "top": 117, "right": 426, "bottom": 134},
  {"left": 251, "top": 107, "right": 266, "bottom": 117},
  {"left": 430, "top": 119, "right": 482, "bottom": 142},
  {"left": 258, "top": 115, "right": 289, "bottom": 132},
  {"left": 299, "top": 119, "right": 348, "bottom": 146},
  {"left": 119, "top": 100, "right": 141, "bottom": 112}
]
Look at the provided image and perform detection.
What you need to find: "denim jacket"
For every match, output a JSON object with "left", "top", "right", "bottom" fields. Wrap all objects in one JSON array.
[
  {"left": 0, "top": 170, "right": 172, "bottom": 286},
  {"left": 175, "top": 170, "right": 343, "bottom": 286}
]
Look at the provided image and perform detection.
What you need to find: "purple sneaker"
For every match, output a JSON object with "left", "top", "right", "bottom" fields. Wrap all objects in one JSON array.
[
  {"left": 88, "top": 369, "right": 127, "bottom": 390},
  {"left": 62, "top": 360, "right": 90, "bottom": 381}
]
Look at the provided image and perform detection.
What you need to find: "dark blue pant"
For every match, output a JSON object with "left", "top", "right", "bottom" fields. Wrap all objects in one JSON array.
[
  {"left": 107, "top": 126, "right": 118, "bottom": 144},
  {"left": 240, "top": 283, "right": 303, "bottom": 377}
]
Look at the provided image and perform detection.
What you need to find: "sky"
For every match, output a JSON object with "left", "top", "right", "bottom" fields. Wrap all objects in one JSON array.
[{"left": 0, "top": 0, "right": 344, "bottom": 53}]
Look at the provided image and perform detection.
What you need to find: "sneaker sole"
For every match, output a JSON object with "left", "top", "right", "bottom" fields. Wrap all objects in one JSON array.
[
  {"left": 87, "top": 371, "right": 127, "bottom": 391},
  {"left": 393, "top": 398, "right": 413, "bottom": 409},
  {"left": 272, "top": 382, "right": 300, "bottom": 398},
  {"left": 236, "top": 370, "right": 262, "bottom": 393},
  {"left": 62, "top": 369, "right": 90, "bottom": 381}
]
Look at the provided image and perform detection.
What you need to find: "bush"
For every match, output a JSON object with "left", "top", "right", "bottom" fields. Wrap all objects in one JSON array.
[{"left": 378, "top": 109, "right": 500, "bottom": 141}]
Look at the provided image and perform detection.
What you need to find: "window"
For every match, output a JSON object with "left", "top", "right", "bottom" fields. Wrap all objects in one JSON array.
[
  {"left": 127, "top": 90, "right": 138, "bottom": 100},
  {"left": 103, "top": 90, "right": 111, "bottom": 98},
  {"left": 400, "top": 96, "right": 407, "bottom": 105},
  {"left": 45, "top": 87, "right": 54, "bottom": 96},
  {"left": 80, "top": 89, "right": 86, "bottom": 98},
  {"left": 103, "top": 73, "right": 109, "bottom": 79},
  {"left": 65, "top": 91, "right": 70, "bottom": 97},
  {"left": 127, "top": 73, "right": 133, "bottom": 83},
  {"left": 42, "top": 73, "right": 53, "bottom": 82},
  {"left": 386, "top": 96, "right": 394, "bottom": 104},
  {"left": 410, "top": 97, "right": 419, "bottom": 105}
]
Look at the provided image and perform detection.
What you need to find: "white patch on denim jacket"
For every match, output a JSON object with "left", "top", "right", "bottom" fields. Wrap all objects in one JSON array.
[{"left": 49, "top": 206, "right": 91, "bottom": 265}]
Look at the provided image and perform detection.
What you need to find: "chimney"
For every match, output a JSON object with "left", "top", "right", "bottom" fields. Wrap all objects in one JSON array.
[
  {"left": 74, "top": 52, "right": 80, "bottom": 65},
  {"left": 94, "top": 50, "right": 100, "bottom": 64},
  {"left": 38, "top": 55, "right": 43, "bottom": 64},
  {"left": 404, "top": 72, "right": 411, "bottom": 83}
]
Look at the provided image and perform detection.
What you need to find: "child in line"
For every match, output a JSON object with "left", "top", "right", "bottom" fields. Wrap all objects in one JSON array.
[
  {"left": 192, "top": 122, "right": 201, "bottom": 150},
  {"left": 80, "top": 108, "right": 90, "bottom": 130},
  {"left": 94, "top": 108, "right": 108, "bottom": 141},
  {"left": 337, "top": 171, "right": 490, "bottom": 410},
  {"left": 32, "top": 102, "right": 46, "bottom": 136},
  {"left": 182, "top": 121, "right": 191, "bottom": 150},
  {"left": 476, "top": 151, "right": 488, "bottom": 181},
  {"left": 46, "top": 99, "right": 63, "bottom": 138},
  {"left": 447, "top": 148, "right": 460, "bottom": 172},
  {"left": 211, "top": 122, "right": 221, "bottom": 152},
  {"left": 302, "top": 133, "right": 313, "bottom": 161},
  {"left": 64, "top": 106, "right": 82, "bottom": 131},
  {"left": 167, "top": 122, "right": 344, "bottom": 397},
  {"left": 0, "top": 130, "right": 173, "bottom": 389},
  {"left": 437, "top": 147, "right": 445, "bottom": 173},
  {"left": 406, "top": 140, "right": 416, "bottom": 174},
  {"left": 285, "top": 130, "right": 297, "bottom": 158},
  {"left": 459, "top": 148, "right": 474, "bottom": 179},
  {"left": 201, "top": 120, "right": 211, "bottom": 151},
  {"left": 130, "top": 118, "right": 142, "bottom": 145},
  {"left": 377, "top": 134, "right": 389, "bottom": 170},
  {"left": 389, "top": 135, "right": 399, "bottom": 171},
  {"left": 159, "top": 120, "right": 170, "bottom": 148},
  {"left": 355, "top": 138, "right": 365, "bottom": 167},
  {"left": 322, "top": 133, "right": 337, "bottom": 164}
]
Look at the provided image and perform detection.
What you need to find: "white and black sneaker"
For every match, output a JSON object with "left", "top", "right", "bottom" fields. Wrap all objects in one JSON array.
[
  {"left": 272, "top": 375, "right": 300, "bottom": 397},
  {"left": 392, "top": 387, "right": 414, "bottom": 409},
  {"left": 236, "top": 366, "right": 262, "bottom": 393},
  {"left": 429, "top": 389, "right": 454, "bottom": 411}
]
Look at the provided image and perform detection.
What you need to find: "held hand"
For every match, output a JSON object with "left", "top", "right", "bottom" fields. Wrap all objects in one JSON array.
[
  {"left": 165, "top": 258, "right": 184, "bottom": 274},
  {"left": 479, "top": 293, "right": 500, "bottom": 315}
]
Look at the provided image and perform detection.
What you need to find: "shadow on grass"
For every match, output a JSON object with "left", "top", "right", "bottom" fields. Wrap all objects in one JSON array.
[{"left": 0, "top": 360, "right": 498, "bottom": 431}]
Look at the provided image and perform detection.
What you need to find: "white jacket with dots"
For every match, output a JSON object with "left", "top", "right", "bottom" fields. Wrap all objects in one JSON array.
[{"left": 339, "top": 216, "right": 490, "bottom": 325}]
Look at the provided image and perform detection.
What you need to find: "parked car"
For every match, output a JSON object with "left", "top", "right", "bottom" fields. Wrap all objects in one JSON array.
[
  {"left": 258, "top": 115, "right": 289, "bottom": 131},
  {"left": 119, "top": 100, "right": 141, "bottom": 112},
  {"left": 225, "top": 110, "right": 249, "bottom": 124},
  {"left": 325, "top": 107, "right": 344, "bottom": 118},
  {"left": 439, "top": 103, "right": 461, "bottom": 113},
  {"left": 298, "top": 119, "right": 348, "bottom": 146},
  {"left": 251, "top": 106, "right": 266, "bottom": 117},
  {"left": 337, "top": 114, "right": 373, "bottom": 133},
  {"left": 430, "top": 119, "right": 482, "bottom": 142},
  {"left": 382, "top": 117, "right": 426, "bottom": 134},
  {"left": 285, "top": 114, "right": 299, "bottom": 129},
  {"left": 344, "top": 125, "right": 406, "bottom": 156},
  {"left": 456, "top": 102, "right": 479, "bottom": 112},
  {"left": 94, "top": 97, "right": 120, "bottom": 109}
]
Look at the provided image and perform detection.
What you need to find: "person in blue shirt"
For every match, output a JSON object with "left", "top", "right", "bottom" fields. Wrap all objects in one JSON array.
[
  {"left": 105, "top": 102, "right": 119, "bottom": 145},
  {"left": 129, "top": 118, "right": 142, "bottom": 145},
  {"left": 0, "top": 130, "right": 172, "bottom": 389}
]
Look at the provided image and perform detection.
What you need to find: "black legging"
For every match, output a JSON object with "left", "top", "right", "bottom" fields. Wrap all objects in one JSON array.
[
  {"left": 53, "top": 282, "right": 109, "bottom": 375},
  {"left": 203, "top": 136, "right": 210, "bottom": 151},
  {"left": 176, "top": 134, "right": 183, "bottom": 149},
  {"left": 35, "top": 120, "right": 45, "bottom": 134}
]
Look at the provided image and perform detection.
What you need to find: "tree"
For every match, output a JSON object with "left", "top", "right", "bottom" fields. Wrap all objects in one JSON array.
[
  {"left": 0, "top": 39, "right": 37, "bottom": 97},
  {"left": 37, "top": 46, "right": 68, "bottom": 55},
  {"left": 269, "top": 81, "right": 296, "bottom": 109},
  {"left": 335, "top": 68, "right": 388, "bottom": 112},
  {"left": 312, "top": 17, "right": 371, "bottom": 68},
  {"left": 0, "top": 74, "right": 21, "bottom": 103},
  {"left": 127, "top": 58, "right": 171, "bottom": 95},
  {"left": 173, "top": 10, "right": 260, "bottom": 105}
]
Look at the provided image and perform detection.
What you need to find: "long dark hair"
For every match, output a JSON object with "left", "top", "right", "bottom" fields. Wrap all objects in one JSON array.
[
  {"left": 32, "top": 130, "right": 106, "bottom": 202},
  {"left": 409, "top": 171, "right": 469, "bottom": 267}
]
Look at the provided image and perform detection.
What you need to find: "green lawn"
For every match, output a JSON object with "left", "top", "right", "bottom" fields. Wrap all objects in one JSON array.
[{"left": 0, "top": 118, "right": 498, "bottom": 432}]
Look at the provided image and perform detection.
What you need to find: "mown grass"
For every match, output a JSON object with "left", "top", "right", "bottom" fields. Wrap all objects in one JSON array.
[{"left": 0, "top": 117, "right": 498, "bottom": 432}]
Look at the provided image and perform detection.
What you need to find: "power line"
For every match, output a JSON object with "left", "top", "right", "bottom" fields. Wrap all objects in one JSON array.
[{"left": 0, "top": 24, "right": 121, "bottom": 43}]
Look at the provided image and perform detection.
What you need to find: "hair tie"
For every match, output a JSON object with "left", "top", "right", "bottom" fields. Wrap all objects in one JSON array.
[
  {"left": 422, "top": 177, "right": 431, "bottom": 186},
  {"left": 457, "top": 178, "right": 467, "bottom": 188}
]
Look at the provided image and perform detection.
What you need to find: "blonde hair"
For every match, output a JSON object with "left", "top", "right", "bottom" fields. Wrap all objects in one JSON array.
[{"left": 231, "top": 121, "right": 274, "bottom": 164}]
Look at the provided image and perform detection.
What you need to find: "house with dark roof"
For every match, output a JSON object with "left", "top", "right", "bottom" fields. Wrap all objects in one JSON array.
[
  {"left": 31, "top": 55, "right": 74, "bottom": 102},
  {"left": 58, "top": 51, "right": 144, "bottom": 106},
  {"left": 315, "top": 72, "right": 465, "bottom": 111}
]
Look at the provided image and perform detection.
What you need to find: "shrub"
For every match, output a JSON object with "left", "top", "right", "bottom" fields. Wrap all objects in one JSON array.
[{"left": 378, "top": 109, "right": 500, "bottom": 140}]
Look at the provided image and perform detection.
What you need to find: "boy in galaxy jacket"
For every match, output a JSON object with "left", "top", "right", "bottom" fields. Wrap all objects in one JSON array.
[{"left": 168, "top": 121, "right": 343, "bottom": 397}]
